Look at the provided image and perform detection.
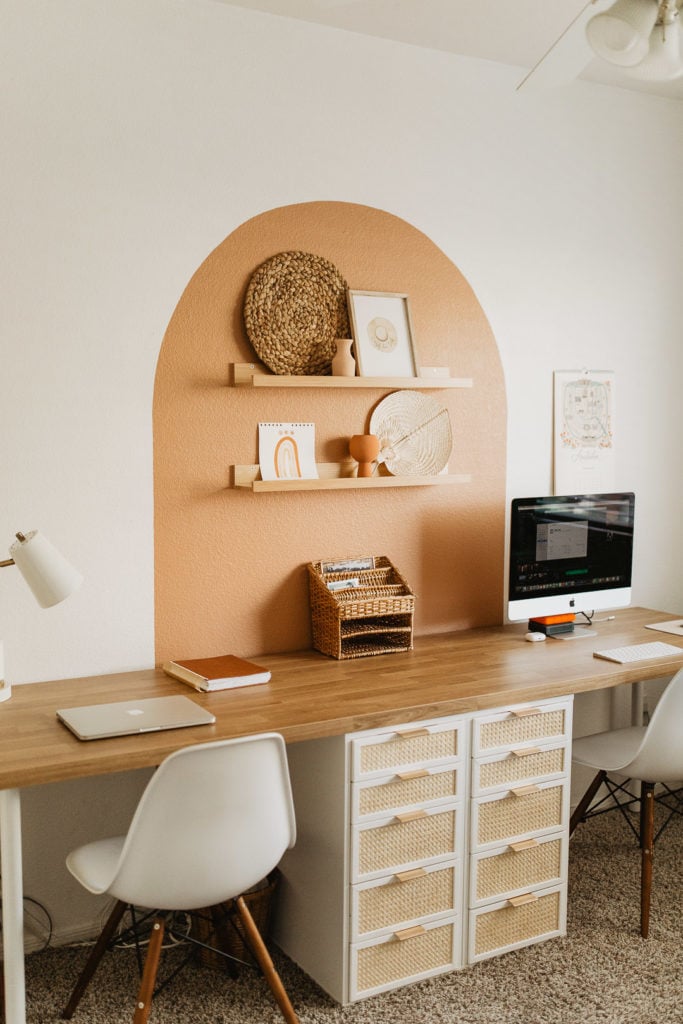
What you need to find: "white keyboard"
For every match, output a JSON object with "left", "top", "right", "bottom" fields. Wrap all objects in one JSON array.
[{"left": 593, "top": 641, "right": 683, "bottom": 664}]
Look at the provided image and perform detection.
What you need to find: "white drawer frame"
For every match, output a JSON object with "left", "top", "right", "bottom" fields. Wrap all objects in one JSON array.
[
  {"left": 471, "top": 739, "right": 570, "bottom": 796},
  {"left": 350, "top": 858, "right": 461, "bottom": 941},
  {"left": 351, "top": 801, "right": 465, "bottom": 882},
  {"left": 470, "top": 778, "right": 570, "bottom": 852},
  {"left": 471, "top": 698, "right": 573, "bottom": 758},
  {"left": 350, "top": 913, "right": 462, "bottom": 1001},
  {"left": 469, "top": 832, "right": 568, "bottom": 908},
  {"left": 467, "top": 882, "right": 567, "bottom": 964},
  {"left": 350, "top": 718, "right": 466, "bottom": 781},
  {"left": 351, "top": 760, "right": 462, "bottom": 822}
]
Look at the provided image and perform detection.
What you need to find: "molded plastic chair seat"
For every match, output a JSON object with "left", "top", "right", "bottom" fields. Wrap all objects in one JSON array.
[
  {"left": 66, "top": 837, "right": 125, "bottom": 894},
  {"left": 570, "top": 667, "right": 683, "bottom": 938},
  {"left": 62, "top": 733, "right": 299, "bottom": 1024},
  {"left": 572, "top": 725, "right": 645, "bottom": 774}
]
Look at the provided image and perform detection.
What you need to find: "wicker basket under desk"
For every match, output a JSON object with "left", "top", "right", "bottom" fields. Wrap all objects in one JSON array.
[{"left": 308, "top": 556, "right": 415, "bottom": 659}]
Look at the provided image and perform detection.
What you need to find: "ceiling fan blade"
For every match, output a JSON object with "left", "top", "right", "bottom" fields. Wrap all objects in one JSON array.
[{"left": 517, "top": 0, "right": 601, "bottom": 91}]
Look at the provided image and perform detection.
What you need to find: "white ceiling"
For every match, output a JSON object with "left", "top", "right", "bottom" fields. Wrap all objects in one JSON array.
[{"left": 213, "top": 0, "right": 683, "bottom": 100}]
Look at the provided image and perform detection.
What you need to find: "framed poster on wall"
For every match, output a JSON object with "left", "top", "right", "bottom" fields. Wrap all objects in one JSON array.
[{"left": 347, "top": 291, "right": 418, "bottom": 377}]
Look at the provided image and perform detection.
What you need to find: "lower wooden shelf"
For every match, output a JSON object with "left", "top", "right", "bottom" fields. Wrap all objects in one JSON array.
[{"left": 232, "top": 463, "right": 472, "bottom": 492}]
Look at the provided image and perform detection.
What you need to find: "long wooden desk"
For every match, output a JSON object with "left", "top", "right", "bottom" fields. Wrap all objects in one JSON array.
[{"left": 2, "top": 607, "right": 682, "bottom": 1021}]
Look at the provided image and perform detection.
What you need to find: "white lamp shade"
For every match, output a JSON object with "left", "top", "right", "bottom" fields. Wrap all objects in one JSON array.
[
  {"left": 586, "top": 0, "right": 659, "bottom": 66},
  {"left": 9, "top": 530, "right": 83, "bottom": 608},
  {"left": 628, "top": 20, "right": 683, "bottom": 78}
]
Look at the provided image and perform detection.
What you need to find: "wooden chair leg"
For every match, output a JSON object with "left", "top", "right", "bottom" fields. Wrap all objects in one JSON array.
[
  {"left": 62, "top": 899, "right": 128, "bottom": 1019},
  {"left": 640, "top": 781, "right": 655, "bottom": 938},
  {"left": 569, "top": 770, "right": 607, "bottom": 835},
  {"left": 132, "top": 917, "right": 165, "bottom": 1024},
  {"left": 235, "top": 896, "right": 299, "bottom": 1024}
]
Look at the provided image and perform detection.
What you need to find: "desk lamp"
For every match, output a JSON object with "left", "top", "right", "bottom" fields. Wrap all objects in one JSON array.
[{"left": 0, "top": 530, "right": 83, "bottom": 702}]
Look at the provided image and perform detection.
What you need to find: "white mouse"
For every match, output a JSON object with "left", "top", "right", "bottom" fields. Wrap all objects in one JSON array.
[{"left": 525, "top": 631, "right": 546, "bottom": 642}]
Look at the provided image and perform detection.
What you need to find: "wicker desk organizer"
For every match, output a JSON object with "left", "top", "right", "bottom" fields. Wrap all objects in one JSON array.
[{"left": 308, "top": 556, "right": 415, "bottom": 660}]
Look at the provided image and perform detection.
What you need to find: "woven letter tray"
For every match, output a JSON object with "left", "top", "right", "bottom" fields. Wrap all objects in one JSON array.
[{"left": 308, "top": 555, "right": 415, "bottom": 659}]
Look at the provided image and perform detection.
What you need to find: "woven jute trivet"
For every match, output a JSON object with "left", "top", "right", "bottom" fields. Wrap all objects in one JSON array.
[{"left": 243, "top": 250, "right": 350, "bottom": 375}]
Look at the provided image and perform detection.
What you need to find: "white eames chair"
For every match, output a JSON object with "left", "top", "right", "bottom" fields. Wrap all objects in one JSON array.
[
  {"left": 570, "top": 667, "right": 683, "bottom": 937},
  {"left": 61, "top": 734, "right": 299, "bottom": 1024}
]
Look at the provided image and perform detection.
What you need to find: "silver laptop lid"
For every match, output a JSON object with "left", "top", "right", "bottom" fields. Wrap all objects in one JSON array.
[{"left": 57, "top": 694, "right": 216, "bottom": 741}]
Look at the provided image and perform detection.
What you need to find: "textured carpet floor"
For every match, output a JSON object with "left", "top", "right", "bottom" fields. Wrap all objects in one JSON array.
[{"left": 24, "top": 810, "right": 682, "bottom": 1023}]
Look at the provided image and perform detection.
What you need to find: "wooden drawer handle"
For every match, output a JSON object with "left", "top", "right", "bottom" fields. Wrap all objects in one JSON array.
[
  {"left": 395, "top": 925, "right": 426, "bottom": 941},
  {"left": 394, "top": 727, "right": 431, "bottom": 739},
  {"left": 395, "top": 867, "right": 428, "bottom": 882},
  {"left": 508, "top": 892, "right": 539, "bottom": 907},
  {"left": 511, "top": 746, "right": 541, "bottom": 757},
  {"left": 509, "top": 839, "right": 540, "bottom": 853},
  {"left": 511, "top": 707, "right": 542, "bottom": 718},
  {"left": 511, "top": 784, "right": 541, "bottom": 797},
  {"left": 396, "top": 769, "right": 430, "bottom": 780},
  {"left": 395, "top": 809, "right": 429, "bottom": 823}
]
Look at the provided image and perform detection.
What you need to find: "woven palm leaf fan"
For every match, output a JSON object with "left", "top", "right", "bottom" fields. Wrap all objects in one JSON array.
[{"left": 369, "top": 391, "right": 452, "bottom": 477}]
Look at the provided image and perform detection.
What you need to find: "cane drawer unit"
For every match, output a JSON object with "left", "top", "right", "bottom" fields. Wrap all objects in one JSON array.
[
  {"left": 472, "top": 700, "right": 572, "bottom": 758},
  {"left": 351, "top": 801, "right": 465, "bottom": 882},
  {"left": 273, "top": 699, "right": 573, "bottom": 1001},
  {"left": 466, "top": 697, "right": 573, "bottom": 965},
  {"left": 470, "top": 779, "right": 570, "bottom": 851},
  {"left": 468, "top": 884, "right": 566, "bottom": 963},
  {"left": 469, "top": 834, "right": 568, "bottom": 908},
  {"left": 350, "top": 914, "right": 461, "bottom": 1001},
  {"left": 350, "top": 719, "right": 465, "bottom": 781},
  {"left": 471, "top": 740, "right": 569, "bottom": 796},
  {"left": 351, "top": 860, "right": 460, "bottom": 941}
]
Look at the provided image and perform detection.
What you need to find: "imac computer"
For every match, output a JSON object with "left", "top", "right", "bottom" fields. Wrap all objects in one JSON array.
[{"left": 508, "top": 492, "right": 635, "bottom": 635}]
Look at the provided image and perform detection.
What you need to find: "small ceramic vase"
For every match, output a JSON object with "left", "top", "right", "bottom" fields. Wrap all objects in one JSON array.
[
  {"left": 332, "top": 338, "right": 356, "bottom": 377},
  {"left": 349, "top": 434, "right": 380, "bottom": 477}
]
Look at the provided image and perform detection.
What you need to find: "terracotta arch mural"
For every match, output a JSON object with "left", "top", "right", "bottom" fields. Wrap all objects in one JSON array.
[{"left": 153, "top": 202, "right": 506, "bottom": 665}]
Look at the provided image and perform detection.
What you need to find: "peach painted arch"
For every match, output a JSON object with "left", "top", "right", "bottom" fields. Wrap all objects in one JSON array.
[{"left": 153, "top": 201, "right": 506, "bottom": 665}]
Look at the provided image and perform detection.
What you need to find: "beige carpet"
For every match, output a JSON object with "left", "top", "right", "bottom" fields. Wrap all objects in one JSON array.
[{"left": 24, "top": 808, "right": 682, "bottom": 1023}]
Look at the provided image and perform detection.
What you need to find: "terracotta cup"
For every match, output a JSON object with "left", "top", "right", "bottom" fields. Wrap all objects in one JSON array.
[{"left": 349, "top": 434, "right": 380, "bottom": 477}]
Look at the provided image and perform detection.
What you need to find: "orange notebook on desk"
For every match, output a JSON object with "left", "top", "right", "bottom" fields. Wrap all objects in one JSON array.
[{"left": 163, "top": 654, "right": 271, "bottom": 691}]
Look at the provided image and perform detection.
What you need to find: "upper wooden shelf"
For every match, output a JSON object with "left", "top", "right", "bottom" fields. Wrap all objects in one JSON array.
[{"left": 232, "top": 362, "right": 473, "bottom": 389}]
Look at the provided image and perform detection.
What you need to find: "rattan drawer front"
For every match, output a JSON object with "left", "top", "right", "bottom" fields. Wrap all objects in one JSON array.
[
  {"left": 471, "top": 780, "right": 568, "bottom": 850},
  {"left": 352, "top": 860, "right": 460, "bottom": 940},
  {"left": 350, "top": 915, "right": 460, "bottom": 1000},
  {"left": 352, "top": 764, "right": 460, "bottom": 822},
  {"left": 472, "top": 742, "right": 568, "bottom": 795},
  {"left": 470, "top": 835, "right": 566, "bottom": 907},
  {"left": 469, "top": 885, "right": 565, "bottom": 963},
  {"left": 352, "top": 804, "right": 462, "bottom": 881},
  {"left": 472, "top": 700, "right": 572, "bottom": 756},
  {"left": 351, "top": 719, "right": 464, "bottom": 780}
]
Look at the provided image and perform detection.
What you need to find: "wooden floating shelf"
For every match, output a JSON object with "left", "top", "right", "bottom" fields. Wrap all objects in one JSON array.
[
  {"left": 233, "top": 463, "right": 471, "bottom": 492},
  {"left": 232, "top": 363, "right": 473, "bottom": 390}
]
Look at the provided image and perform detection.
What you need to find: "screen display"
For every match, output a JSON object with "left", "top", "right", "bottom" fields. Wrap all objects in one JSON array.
[{"left": 508, "top": 492, "right": 635, "bottom": 620}]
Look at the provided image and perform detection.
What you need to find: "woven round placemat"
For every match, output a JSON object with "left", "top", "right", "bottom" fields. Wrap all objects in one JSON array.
[
  {"left": 369, "top": 391, "right": 452, "bottom": 476},
  {"left": 243, "top": 251, "right": 350, "bottom": 375}
]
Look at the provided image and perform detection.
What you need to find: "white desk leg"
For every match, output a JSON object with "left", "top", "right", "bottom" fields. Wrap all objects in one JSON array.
[
  {"left": 631, "top": 680, "right": 644, "bottom": 727},
  {"left": 0, "top": 788, "right": 27, "bottom": 1024}
]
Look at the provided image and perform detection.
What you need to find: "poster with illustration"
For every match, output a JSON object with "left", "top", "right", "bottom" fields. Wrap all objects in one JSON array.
[
  {"left": 258, "top": 422, "right": 318, "bottom": 481},
  {"left": 553, "top": 371, "right": 615, "bottom": 494}
]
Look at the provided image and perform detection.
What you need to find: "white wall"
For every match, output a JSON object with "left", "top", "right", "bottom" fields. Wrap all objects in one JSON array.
[{"left": 2, "top": 0, "right": 682, "bottom": 941}]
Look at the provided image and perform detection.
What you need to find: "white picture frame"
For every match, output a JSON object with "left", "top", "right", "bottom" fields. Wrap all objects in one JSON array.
[{"left": 347, "top": 290, "right": 418, "bottom": 378}]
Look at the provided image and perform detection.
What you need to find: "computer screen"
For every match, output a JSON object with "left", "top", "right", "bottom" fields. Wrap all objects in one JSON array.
[{"left": 507, "top": 492, "right": 635, "bottom": 622}]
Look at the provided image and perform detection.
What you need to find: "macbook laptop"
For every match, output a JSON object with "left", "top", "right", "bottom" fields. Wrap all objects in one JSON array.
[{"left": 57, "top": 694, "right": 216, "bottom": 741}]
